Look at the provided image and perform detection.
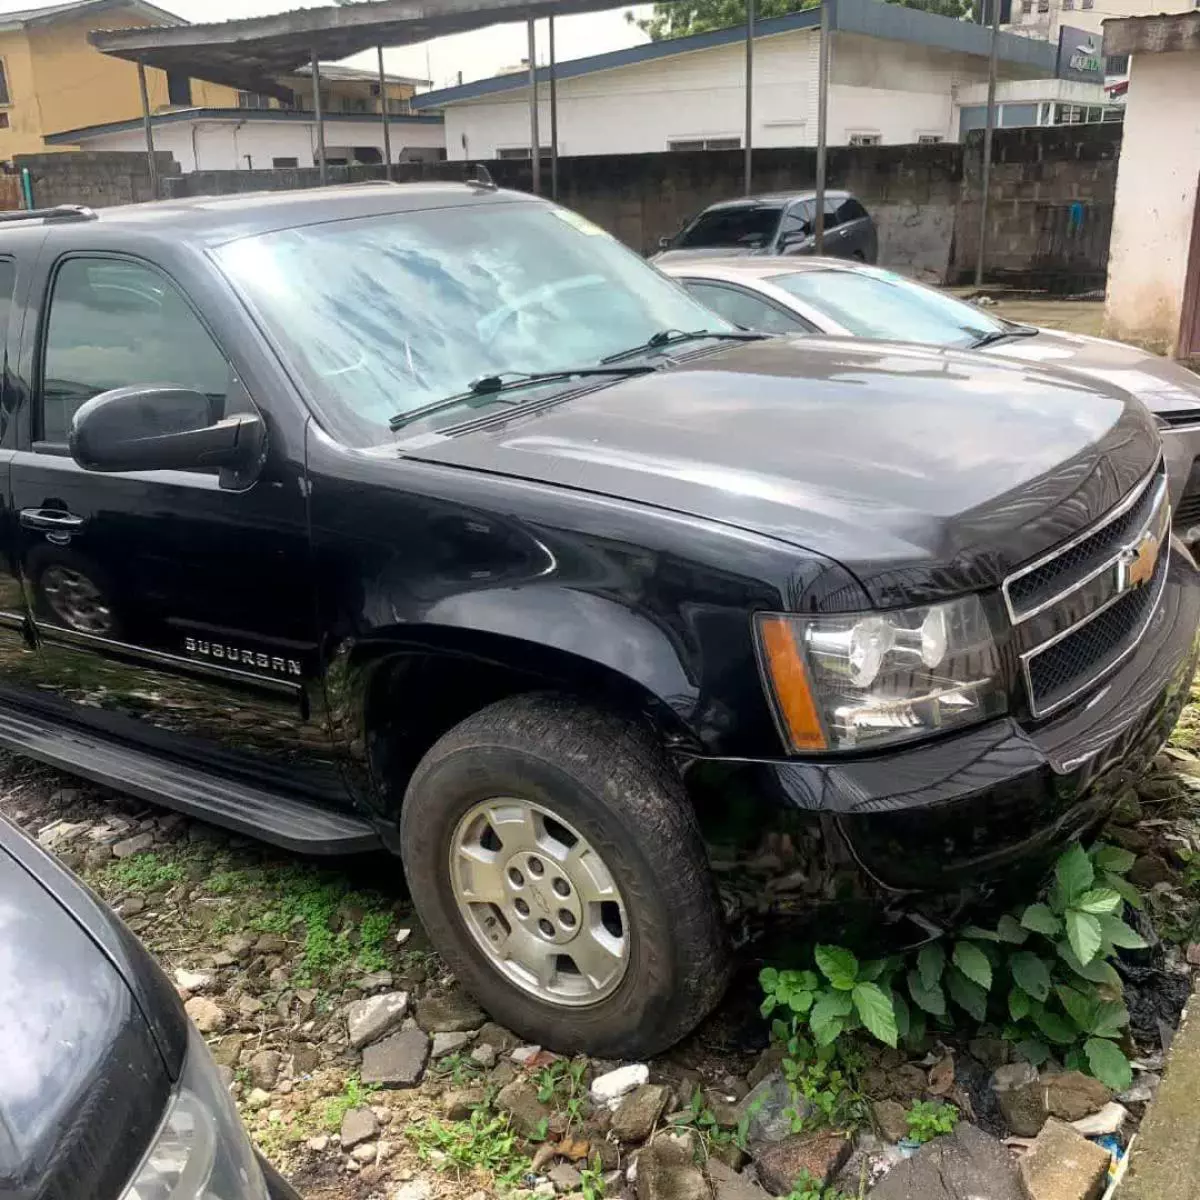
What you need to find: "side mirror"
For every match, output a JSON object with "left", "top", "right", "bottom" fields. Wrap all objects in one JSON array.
[
  {"left": 70, "top": 385, "right": 266, "bottom": 476},
  {"left": 658, "top": 235, "right": 671, "bottom": 250}
]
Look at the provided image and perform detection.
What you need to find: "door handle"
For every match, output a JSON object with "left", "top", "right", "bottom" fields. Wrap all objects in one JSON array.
[{"left": 20, "top": 508, "right": 85, "bottom": 532}]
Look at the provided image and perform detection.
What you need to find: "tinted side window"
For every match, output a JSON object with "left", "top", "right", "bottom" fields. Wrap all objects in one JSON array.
[
  {"left": 823, "top": 198, "right": 844, "bottom": 229},
  {"left": 39, "top": 258, "right": 232, "bottom": 445},
  {"left": 780, "top": 201, "right": 815, "bottom": 238},
  {"left": 836, "top": 198, "right": 869, "bottom": 223},
  {"left": 684, "top": 281, "right": 808, "bottom": 335},
  {"left": 0, "top": 259, "right": 16, "bottom": 353}
]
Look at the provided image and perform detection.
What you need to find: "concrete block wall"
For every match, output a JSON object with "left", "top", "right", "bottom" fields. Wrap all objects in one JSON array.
[
  {"left": 952, "top": 124, "right": 1122, "bottom": 290},
  {"left": 12, "top": 128, "right": 1121, "bottom": 289},
  {"left": 14, "top": 151, "right": 180, "bottom": 210}
]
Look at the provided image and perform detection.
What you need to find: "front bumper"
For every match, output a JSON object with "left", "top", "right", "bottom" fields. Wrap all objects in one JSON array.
[{"left": 705, "top": 548, "right": 1200, "bottom": 904}]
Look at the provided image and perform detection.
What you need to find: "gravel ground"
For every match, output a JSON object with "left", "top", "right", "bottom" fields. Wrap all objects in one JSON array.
[{"left": 6, "top": 681, "right": 1200, "bottom": 1200}]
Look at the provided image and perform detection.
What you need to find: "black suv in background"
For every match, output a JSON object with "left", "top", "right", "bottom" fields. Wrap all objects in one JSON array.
[
  {"left": 0, "top": 812, "right": 299, "bottom": 1199},
  {"left": 655, "top": 190, "right": 878, "bottom": 262},
  {"left": 0, "top": 187, "right": 1193, "bottom": 1061}
]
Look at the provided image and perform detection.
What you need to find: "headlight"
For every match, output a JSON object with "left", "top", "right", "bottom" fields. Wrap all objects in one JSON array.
[
  {"left": 122, "top": 1024, "right": 269, "bottom": 1200},
  {"left": 755, "top": 594, "right": 1005, "bottom": 752}
]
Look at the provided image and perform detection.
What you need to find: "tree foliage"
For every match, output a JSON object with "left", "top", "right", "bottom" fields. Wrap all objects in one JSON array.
[{"left": 628, "top": 0, "right": 971, "bottom": 41}]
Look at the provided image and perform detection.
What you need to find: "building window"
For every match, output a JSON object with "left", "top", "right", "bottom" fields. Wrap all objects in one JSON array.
[
  {"left": 0, "top": 113, "right": 8, "bottom": 129},
  {"left": 496, "top": 146, "right": 552, "bottom": 159},
  {"left": 1105, "top": 53, "right": 1130, "bottom": 73},
  {"left": 237, "top": 91, "right": 271, "bottom": 110},
  {"left": 848, "top": 132, "right": 881, "bottom": 146},
  {"left": 387, "top": 97, "right": 412, "bottom": 114},
  {"left": 1081, "top": 0, "right": 1093, "bottom": 7},
  {"left": 0, "top": 59, "right": 10, "bottom": 106},
  {"left": 667, "top": 137, "right": 742, "bottom": 151},
  {"left": 166, "top": 71, "right": 192, "bottom": 106},
  {"left": 1062, "top": 0, "right": 1074, "bottom": 8},
  {"left": 272, "top": 157, "right": 299, "bottom": 168},
  {"left": 1100, "top": 106, "right": 1125, "bottom": 122},
  {"left": 917, "top": 133, "right": 944, "bottom": 144},
  {"left": 1020, "top": 0, "right": 1032, "bottom": 12},
  {"left": 1037, "top": 0, "right": 1049, "bottom": 11}
]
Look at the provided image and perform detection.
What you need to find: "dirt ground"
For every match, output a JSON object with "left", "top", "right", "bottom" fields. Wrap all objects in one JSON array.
[{"left": 984, "top": 299, "right": 1105, "bottom": 339}]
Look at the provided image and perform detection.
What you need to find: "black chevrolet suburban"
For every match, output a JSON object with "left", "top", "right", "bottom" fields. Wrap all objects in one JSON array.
[
  {"left": 0, "top": 185, "right": 1194, "bottom": 1060},
  {"left": 0, "top": 811, "right": 300, "bottom": 1200}
]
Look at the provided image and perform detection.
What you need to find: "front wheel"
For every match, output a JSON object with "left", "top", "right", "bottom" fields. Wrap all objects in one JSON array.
[{"left": 399, "top": 693, "right": 731, "bottom": 1057}]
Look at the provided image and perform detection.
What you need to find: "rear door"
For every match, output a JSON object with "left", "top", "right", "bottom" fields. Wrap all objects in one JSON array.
[
  {"left": 832, "top": 197, "right": 875, "bottom": 261},
  {"left": 7, "top": 247, "right": 344, "bottom": 802}
]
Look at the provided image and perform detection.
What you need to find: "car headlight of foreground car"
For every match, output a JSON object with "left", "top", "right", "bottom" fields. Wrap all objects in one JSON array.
[
  {"left": 123, "top": 1024, "right": 269, "bottom": 1200},
  {"left": 755, "top": 594, "right": 1006, "bottom": 752}
]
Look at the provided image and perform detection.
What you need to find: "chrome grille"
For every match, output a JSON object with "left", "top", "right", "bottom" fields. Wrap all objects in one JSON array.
[{"left": 1005, "top": 462, "right": 1170, "bottom": 719}]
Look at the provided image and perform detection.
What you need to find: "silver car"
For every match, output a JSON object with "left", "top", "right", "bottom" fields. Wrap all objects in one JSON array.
[{"left": 661, "top": 255, "right": 1200, "bottom": 537}]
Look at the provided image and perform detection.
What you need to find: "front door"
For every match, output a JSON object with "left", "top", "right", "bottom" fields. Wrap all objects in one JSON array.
[{"left": 8, "top": 251, "right": 343, "bottom": 801}]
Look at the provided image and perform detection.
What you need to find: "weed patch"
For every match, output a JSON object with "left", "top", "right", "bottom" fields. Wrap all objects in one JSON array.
[
  {"left": 100, "top": 852, "right": 184, "bottom": 893},
  {"left": 409, "top": 1109, "right": 530, "bottom": 1187}
]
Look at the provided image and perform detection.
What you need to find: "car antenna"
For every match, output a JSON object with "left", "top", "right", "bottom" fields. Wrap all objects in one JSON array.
[{"left": 464, "top": 163, "right": 497, "bottom": 191}]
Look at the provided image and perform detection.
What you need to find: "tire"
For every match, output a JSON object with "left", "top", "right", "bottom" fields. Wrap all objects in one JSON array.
[{"left": 399, "top": 692, "right": 731, "bottom": 1058}]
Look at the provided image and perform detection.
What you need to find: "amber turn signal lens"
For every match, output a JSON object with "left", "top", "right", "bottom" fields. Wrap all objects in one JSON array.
[{"left": 757, "top": 615, "right": 828, "bottom": 752}]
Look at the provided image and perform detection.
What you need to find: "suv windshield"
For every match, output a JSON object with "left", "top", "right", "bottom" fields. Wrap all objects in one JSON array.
[
  {"left": 768, "top": 266, "right": 1007, "bottom": 348},
  {"left": 674, "top": 204, "right": 784, "bottom": 250},
  {"left": 214, "top": 201, "right": 731, "bottom": 440}
]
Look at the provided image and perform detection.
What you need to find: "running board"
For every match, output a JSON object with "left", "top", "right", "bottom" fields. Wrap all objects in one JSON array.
[{"left": 0, "top": 701, "right": 380, "bottom": 854}]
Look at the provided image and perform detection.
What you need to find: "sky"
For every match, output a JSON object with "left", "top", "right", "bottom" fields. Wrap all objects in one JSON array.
[{"left": 0, "top": 0, "right": 654, "bottom": 90}]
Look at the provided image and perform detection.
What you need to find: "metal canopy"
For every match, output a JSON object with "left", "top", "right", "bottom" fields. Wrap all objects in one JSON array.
[{"left": 88, "top": 0, "right": 626, "bottom": 97}]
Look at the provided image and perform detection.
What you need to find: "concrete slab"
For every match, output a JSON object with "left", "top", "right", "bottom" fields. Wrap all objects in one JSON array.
[{"left": 1119, "top": 987, "right": 1200, "bottom": 1199}]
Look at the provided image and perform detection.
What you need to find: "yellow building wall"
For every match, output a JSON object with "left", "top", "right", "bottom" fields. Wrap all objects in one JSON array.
[{"left": 0, "top": 29, "right": 43, "bottom": 158}]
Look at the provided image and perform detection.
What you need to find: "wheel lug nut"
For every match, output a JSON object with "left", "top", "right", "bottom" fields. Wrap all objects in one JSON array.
[
  {"left": 553, "top": 878, "right": 570, "bottom": 897},
  {"left": 528, "top": 857, "right": 544, "bottom": 876},
  {"left": 508, "top": 867, "right": 525, "bottom": 887},
  {"left": 515, "top": 898, "right": 530, "bottom": 916},
  {"left": 559, "top": 909, "right": 576, "bottom": 928},
  {"left": 538, "top": 918, "right": 555, "bottom": 937}
]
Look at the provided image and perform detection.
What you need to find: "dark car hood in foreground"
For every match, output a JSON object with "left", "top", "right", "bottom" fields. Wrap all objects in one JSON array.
[
  {"left": 0, "top": 819, "right": 181, "bottom": 1200},
  {"left": 406, "top": 337, "right": 1159, "bottom": 606}
]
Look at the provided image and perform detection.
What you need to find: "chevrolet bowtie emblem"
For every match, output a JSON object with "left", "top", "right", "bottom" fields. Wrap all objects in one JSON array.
[{"left": 1119, "top": 531, "right": 1160, "bottom": 592}]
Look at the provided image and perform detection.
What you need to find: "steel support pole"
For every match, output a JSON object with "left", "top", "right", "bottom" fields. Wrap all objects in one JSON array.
[
  {"left": 312, "top": 50, "right": 327, "bottom": 185},
  {"left": 744, "top": 0, "right": 754, "bottom": 195},
  {"left": 549, "top": 15, "right": 559, "bottom": 201},
  {"left": 974, "top": 0, "right": 1001, "bottom": 286},
  {"left": 527, "top": 17, "right": 540, "bottom": 195},
  {"left": 814, "top": 0, "right": 830, "bottom": 253},
  {"left": 137, "top": 60, "right": 159, "bottom": 200},
  {"left": 378, "top": 45, "right": 393, "bottom": 179}
]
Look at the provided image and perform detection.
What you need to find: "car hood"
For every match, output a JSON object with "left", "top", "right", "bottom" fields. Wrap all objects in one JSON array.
[
  {"left": 403, "top": 337, "right": 1160, "bottom": 607},
  {"left": 984, "top": 328, "right": 1200, "bottom": 419},
  {"left": 0, "top": 824, "right": 175, "bottom": 1199}
]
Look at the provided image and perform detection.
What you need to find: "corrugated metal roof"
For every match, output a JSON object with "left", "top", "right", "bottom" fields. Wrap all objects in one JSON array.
[{"left": 0, "top": 0, "right": 184, "bottom": 32}]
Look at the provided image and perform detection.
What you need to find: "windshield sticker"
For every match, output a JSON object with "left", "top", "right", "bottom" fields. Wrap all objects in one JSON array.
[{"left": 551, "top": 208, "right": 607, "bottom": 236}]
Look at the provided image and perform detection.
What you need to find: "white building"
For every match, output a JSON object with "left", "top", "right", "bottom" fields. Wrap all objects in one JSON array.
[
  {"left": 1006, "top": 0, "right": 1196, "bottom": 53},
  {"left": 1103, "top": 11, "right": 1200, "bottom": 358},
  {"left": 412, "top": 0, "right": 1113, "bottom": 158}
]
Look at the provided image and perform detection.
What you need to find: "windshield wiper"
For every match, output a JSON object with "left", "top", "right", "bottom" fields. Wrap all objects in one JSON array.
[
  {"left": 388, "top": 366, "right": 656, "bottom": 432},
  {"left": 600, "top": 328, "right": 768, "bottom": 364},
  {"left": 969, "top": 323, "right": 1040, "bottom": 349}
]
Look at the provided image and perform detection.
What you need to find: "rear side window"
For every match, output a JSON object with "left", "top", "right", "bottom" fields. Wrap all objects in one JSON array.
[
  {"left": 675, "top": 204, "right": 783, "bottom": 250},
  {"left": 0, "top": 259, "right": 16, "bottom": 350},
  {"left": 835, "top": 197, "right": 869, "bottom": 223},
  {"left": 684, "top": 281, "right": 810, "bottom": 335},
  {"left": 39, "top": 258, "right": 233, "bottom": 445}
]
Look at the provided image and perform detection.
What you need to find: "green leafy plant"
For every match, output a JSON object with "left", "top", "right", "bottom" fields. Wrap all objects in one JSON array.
[
  {"left": 409, "top": 1109, "right": 531, "bottom": 1187},
  {"left": 579, "top": 1153, "right": 607, "bottom": 1200},
  {"left": 322, "top": 1074, "right": 379, "bottom": 1131},
  {"left": 100, "top": 852, "right": 184, "bottom": 893},
  {"left": 534, "top": 1058, "right": 590, "bottom": 1130},
  {"left": 671, "top": 1090, "right": 752, "bottom": 1152},
  {"left": 784, "top": 1169, "right": 855, "bottom": 1200},
  {"left": 905, "top": 1100, "right": 958, "bottom": 1144}
]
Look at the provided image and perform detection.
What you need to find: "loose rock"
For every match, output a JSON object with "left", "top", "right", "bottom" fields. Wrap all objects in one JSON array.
[
  {"left": 432, "top": 1030, "right": 472, "bottom": 1058},
  {"left": 112, "top": 832, "right": 154, "bottom": 858},
  {"left": 1043, "top": 1071, "right": 1111, "bottom": 1122},
  {"left": 548, "top": 1162, "right": 582, "bottom": 1192},
  {"left": 872, "top": 1099, "right": 911, "bottom": 1143},
  {"left": 707, "top": 1159, "right": 769, "bottom": 1200},
  {"left": 415, "top": 990, "right": 486, "bottom": 1033},
  {"left": 248, "top": 1049, "right": 282, "bottom": 1090},
  {"left": 1019, "top": 1118, "right": 1110, "bottom": 1200},
  {"left": 612, "top": 1084, "right": 670, "bottom": 1143},
  {"left": 173, "top": 968, "right": 212, "bottom": 993},
  {"left": 471, "top": 1043, "right": 498, "bottom": 1069},
  {"left": 346, "top": 991, "right": 410, "bottom": 1050},
  {"left": 991, "top": 1061, "right": 1047, "bottom": 1137},
  {"left": 735, "top": 1073, "right": 798, "bottom": 1144},
  {"left": 591, "top": 1064, "right": 650, "bottom": 1108},
  {"left": 238, "top": 995, "right": 264, "bottom": 1018},
  {"left": 245, "top": 1087, "right": 272, "bottom": 1110},
  {"left": 497, "top": 1077, "right": 554, "bottom": 1137},
  {"left": 635, "top": 1130, "right": 707, "bottom": 1200},
  {"left": 184, "top": 996, "right": 227, "bottom": 1034},
  {"left": 361, "top": 1029, "right": 430, "bottom": 1087},
  {"left": 350, "top": 1142, "right": 378, "bottom": 1164},
  {"left": 1070, "top": 1101, "right": 1128, "bottom": 1136},
  {"left": 476, "top": 1022, "right": 521, "bottom": 1053},
  {"left": 340, "top": 1107, "right": 379, "bottom": 1149},
  {"left": 254, "top": 933, "right": 288, "bottom": 954},
  {"left": 443, "top": 1086, "right": 488, "bottom": 1120},
  {"left": 391, "top": 1183, "right": 432, "bottom": 1200},
  {"left": 868, "top": 1123, "right": 1026, "bottom": 1200},
  {"left": 753, "top": 1131, "right": 851, "bottom": 1195}
]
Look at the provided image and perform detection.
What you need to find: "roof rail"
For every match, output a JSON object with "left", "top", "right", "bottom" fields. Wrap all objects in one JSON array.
[{"left": 0, "top": 205, "right": 98, "bottom": 226}]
